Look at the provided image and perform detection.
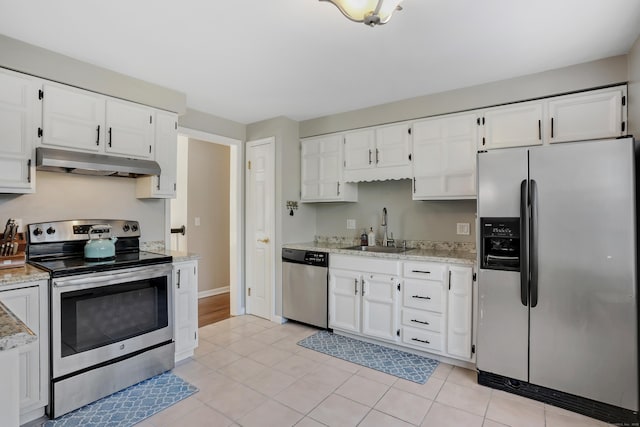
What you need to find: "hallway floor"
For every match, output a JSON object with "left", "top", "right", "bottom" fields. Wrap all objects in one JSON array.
[
  {"left": 198, "top": 293, "right": 231, "bottom": 327},
  {"left": 138, "top": 315, "right": 613, "bottom": 427}
]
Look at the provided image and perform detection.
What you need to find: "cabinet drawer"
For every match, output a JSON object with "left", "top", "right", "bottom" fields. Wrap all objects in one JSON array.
[
  {"left": 403, "top": 279, "right": 443, "bottom": 312},
  {"left": 403, "top": 262, "right": 446, "bottom": 281},
  {"left": 402, "top": 326, "right": 442, "bottom": 352},
  {"left": 401, "top": 308, "right": 442, "bottom": 333}
]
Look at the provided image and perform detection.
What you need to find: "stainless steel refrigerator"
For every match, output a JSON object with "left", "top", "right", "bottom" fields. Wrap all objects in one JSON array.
[{"left": 476, "top": 137, "right": 638, "bottom": 424}]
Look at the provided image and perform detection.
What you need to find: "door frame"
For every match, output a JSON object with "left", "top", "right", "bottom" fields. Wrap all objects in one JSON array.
[
  {"left": 245, "top": 137, "right": 276, "bottom": 321},
  {"left": 166, "top": 127, "right": 245, "bottom": 316}
]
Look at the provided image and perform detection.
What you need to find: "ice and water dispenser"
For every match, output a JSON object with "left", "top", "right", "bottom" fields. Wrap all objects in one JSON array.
[{"left": 480, "top": 218, "right": 521, "bottom": 271}]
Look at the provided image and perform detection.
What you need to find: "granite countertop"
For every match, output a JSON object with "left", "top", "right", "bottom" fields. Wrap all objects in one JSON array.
[
  {"left": 140, "top": 242, "right": 200, "bottom": 263},
  {"left": 0, "top": 265, "right": 43, "bottom": 351},
  {"left": 0, "top": 264, "right": 50, "bottom": 288},
  {"left": 283, "top": 241, "right": 477, "bottom": 266},
  {"left": 0, "top": 301, "right": 37, "bottom": 351}
]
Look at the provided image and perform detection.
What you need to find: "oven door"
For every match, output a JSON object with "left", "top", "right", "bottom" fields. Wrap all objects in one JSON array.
[{"left": 51, "top": 264, "right": 173, "bottom": 379}]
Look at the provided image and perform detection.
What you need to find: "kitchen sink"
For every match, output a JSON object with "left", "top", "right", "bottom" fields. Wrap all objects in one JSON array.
[{"left": 342, "top": 245, "right": 414, "bottom": 254}]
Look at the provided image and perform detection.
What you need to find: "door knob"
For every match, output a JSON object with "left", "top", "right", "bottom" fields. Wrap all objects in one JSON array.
[{"left": 257, "top": 238, "right": 270, "bottom": 244}]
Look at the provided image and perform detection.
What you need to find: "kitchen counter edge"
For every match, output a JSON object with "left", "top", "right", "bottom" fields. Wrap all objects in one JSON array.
[{"left": 283, "top": 242, "right": 477, "bottom": 266}]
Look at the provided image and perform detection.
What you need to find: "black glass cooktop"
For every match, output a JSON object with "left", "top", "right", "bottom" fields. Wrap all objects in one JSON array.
[{"left": 28, "top": 251, "right": 172, "bottom": 278}]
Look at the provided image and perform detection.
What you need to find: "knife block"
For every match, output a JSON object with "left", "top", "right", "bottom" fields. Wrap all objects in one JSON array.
[{"left": 0, "top": 232, "right": 26, "bottom": 270}]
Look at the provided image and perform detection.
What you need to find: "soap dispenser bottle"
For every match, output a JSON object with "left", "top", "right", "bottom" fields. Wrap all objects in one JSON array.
[
  {"left": 360, "top": 229, "right": 368, "bottom": 246},
  {"left": 368, "top": 227, "right": 376, "bottom": 246}
]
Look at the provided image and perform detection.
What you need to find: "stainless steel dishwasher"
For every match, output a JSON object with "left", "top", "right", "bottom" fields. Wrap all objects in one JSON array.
[{"left": 282, "top": 248, "right": 328, "bottom": 329}]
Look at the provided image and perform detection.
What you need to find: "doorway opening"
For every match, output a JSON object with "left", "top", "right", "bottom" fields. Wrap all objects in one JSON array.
[{"left": 169, "top": 127, "right": 244, "bottom": 325}]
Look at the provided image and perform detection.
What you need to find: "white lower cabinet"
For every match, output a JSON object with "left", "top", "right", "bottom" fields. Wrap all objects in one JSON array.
[
  {"left": 447, "top": 265, "right": 474, "bottom": 359},
  {"left": 329, "top": 256, "right": 399, "bottom": 343},
  {"left": 329, "top": 255, "right": 475, "bottom": 363},
  {"left": 173, "top": 260, "right": 199, "bottom": 362},
  {"left": 0, "top": 280, "right": 48, "bottom": 425}
]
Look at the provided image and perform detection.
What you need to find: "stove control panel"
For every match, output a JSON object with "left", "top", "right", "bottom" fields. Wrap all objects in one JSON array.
[{"left": 28, "top": 219, "right": 141, "bottom": 244}]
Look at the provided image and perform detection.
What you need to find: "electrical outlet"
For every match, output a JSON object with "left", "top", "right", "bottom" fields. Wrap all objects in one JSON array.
[
  {"left": 457, "top": 222, "right": 470, "bottom": 235},
  {"left": 347, "top": 219, "right": 356, "bottom": 229}
]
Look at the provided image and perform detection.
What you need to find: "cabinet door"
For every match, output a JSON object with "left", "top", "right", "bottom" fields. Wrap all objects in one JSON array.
[
  {"left": 447, "top": 265, "right": 473, "bottom": 359},
  {"left": 375, "top": 123, "right": 411, "bottom": 170},
  {"left": 482, "top": 101, "right": 543, "bottom": 149},
  {"left": 301, "top": 135, "right": 356, "bottom": 202},
  {"left": 361, "top": 273, "right": 398, "bottom": 342},
  {"left": 547, "top": 88, "right": 625, "bottom": 143},
  {"left": 301, "top": 138, "right": 322, "bottom": 200},
  {"left": 0, "top": 69, "right": 38, "bottom": 193},
  {"left": 154, "top": 111, "right": 178, "bottom": 197},
  {"left": 344, "top": 129, "right": 375, "bottom": 171},
  {"left": 0, "top": 286, "right": 40, "bottom": 411},
  {"left": 412, "top": 113, "right": 478, "bottom": 200},
  {"left": 174, "top": 261, "right": 198, "bottom": 362},
  {"left": 105, "top": 99, "right": 154, "bottom": 159},
  {"left": 329, "top": 268, "right": 361, "bottom": 333},
  {"left": 41, "top": 83, "right": 104, "bottom": 152}
]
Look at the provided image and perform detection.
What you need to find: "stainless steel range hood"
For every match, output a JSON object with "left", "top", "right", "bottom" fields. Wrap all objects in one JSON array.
[{"left": 36, "top": 147, "right": 161, "bottom": 177}]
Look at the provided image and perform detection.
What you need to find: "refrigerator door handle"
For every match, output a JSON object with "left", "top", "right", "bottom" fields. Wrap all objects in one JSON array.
[
  {"left": 520, "top": 179, "right": 529, "bottom": 306},
  {"left": 530, "top": 179, "right": 539, "bottom": 308}
]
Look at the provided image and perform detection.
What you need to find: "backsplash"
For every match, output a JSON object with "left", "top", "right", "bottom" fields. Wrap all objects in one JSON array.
[{"left": 315, "top": 235, "right": 476, "bottom": 253}]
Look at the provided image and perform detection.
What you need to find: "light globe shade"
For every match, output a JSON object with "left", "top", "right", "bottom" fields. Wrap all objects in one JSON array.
[{"left": 321, "top": 0, "right": 404, "bottom": 26}]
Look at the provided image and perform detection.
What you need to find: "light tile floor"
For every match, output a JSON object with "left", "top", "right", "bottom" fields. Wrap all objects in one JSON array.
[{"left": 138, "top": 315, "right": 613, "bottom": 427}]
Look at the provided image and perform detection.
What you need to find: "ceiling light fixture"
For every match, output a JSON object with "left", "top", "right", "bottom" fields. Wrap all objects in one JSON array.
[{"left": 320, "top": 0, "right": 404, "bottom": 27}]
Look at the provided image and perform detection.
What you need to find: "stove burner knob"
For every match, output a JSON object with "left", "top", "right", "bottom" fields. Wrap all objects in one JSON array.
[
  {"left": 46, "top": 227, "right": 56, "bottom": 235},
  {"left": 131, "top": 224, "right": 138, "bottom": 232},
  {"left": 123, "top": 224, "right": 130, "bottom": 232},
  {"left": 33, "top": 227, "right": 43, "bottom": 236}
]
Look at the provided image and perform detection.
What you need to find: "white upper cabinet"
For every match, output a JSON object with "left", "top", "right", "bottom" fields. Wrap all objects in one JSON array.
[
  {"left": 41, "top": 83, "right": 105, "bottom": 152},
  {"left": 481, "top": 100, "right": 544, "bottom": 150},
  {"left": 136, "top": 110, "right": 178, "bottom": 199},
  {"left": 478, "top": 85, "right": 627, "bottom": 150},
  {"left": 105, "top": 99, "right": 154, "bottom": 159},
  {"left": 0, "top": 68, "right": 39, "bottom": 193},
  {"left": 412, "top": 112, "right": 478, "bottom": 200},
  {"left": 344, "top": 129, "right": 375, "bottom": 172},
  {"left": 343, "top": 123, "right": 411, "bottom": 182},
  {"left": 547, "top": 87, "right": 626, "bottom": 143},
  {"left": 41, "top": 83, "right": 155, "bottom": 160},
  {"left": 301, "top": 135, "right": 357, "bottom": 202}
]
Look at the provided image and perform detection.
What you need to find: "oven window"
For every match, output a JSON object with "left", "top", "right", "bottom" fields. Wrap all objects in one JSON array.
[{"left": 60, "top": 276, "right": 169, "bottom": 357}]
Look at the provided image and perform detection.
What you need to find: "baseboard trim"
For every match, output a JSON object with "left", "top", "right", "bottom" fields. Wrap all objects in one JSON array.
[
  {"left": 271, "top": 315, "right": 285, "bottom": 324},
  {"left": 198, "top": 287, "right": 230, "bottom": 299}
]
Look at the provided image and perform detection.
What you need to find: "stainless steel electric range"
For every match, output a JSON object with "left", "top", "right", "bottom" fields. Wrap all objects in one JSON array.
[{"left": 26, "top": 219, "right": 174, "bottom": 419}]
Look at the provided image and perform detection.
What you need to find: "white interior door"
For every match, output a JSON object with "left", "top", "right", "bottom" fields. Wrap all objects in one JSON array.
[{"left": 245, "top": 138, "right": 275, "bottom": 320}]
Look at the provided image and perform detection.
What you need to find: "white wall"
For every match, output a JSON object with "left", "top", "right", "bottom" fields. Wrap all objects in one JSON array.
[
  {"left": 0, "top": 171, "right": 165, "bottom": 241},
  {"left": 627, "top": 36, "right": 640, "bottom": 135}
]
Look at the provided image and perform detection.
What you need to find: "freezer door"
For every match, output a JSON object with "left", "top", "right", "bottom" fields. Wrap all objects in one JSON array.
[
  {"left": 477, "top": 148, "right": 529, "bottom": 381},
  {"left": 529, "top": 138, "right": 638, "bottom": 410}
]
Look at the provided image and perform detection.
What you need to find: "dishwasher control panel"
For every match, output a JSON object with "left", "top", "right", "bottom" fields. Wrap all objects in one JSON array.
[{"left": 282, "top": 248, "right": 328, "bottom": 267}]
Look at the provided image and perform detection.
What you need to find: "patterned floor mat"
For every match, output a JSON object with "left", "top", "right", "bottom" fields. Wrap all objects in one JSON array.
[
  {"left": 298, "top": 330, "right": 439, "bottom": 384},
  {"left": 44, "top": 371, "right": 198, "bottom": 427}
]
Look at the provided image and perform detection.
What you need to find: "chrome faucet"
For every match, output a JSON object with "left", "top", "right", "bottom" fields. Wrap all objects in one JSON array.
[{"left": 382, "top": 207, "right": 394, "bottom": 247}]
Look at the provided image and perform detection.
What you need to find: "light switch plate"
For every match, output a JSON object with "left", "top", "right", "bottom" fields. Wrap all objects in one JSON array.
[
  {"left": 347, "top": 219, "right": 356, "bottom": 229},
  {"left": 457, "top": 222, "right": 470, "bottom": 235},
  {"left": 195, "top": 217, "right": 201, "bottom": 226}
]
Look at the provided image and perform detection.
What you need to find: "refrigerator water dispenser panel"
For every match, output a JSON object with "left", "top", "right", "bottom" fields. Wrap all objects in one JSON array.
[{"left": 481, "top": 217, "right": 520, "bottom": 271}]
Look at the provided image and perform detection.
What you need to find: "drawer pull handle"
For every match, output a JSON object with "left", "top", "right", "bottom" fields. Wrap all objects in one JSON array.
[
  {"left": 411, "top": 319, "right": 430, "bottom": 325},
  {"left": 411, "top": 337, "right": 430, "bottom": 344},
  {"left": 411, "top": 270, "right": 431, "bottom": 274},
  {"left": 412, "top": 295, "right": 431, "bottom": 300}
]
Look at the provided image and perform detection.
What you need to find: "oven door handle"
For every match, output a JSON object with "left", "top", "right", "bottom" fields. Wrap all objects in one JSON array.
[{"left": 53, "top": 265, "right": 172, "bottom": 288}]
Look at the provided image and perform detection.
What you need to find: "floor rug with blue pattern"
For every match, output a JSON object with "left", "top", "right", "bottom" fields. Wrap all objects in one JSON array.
[
  {"left": 44, "top": 371, "right": 198, "bottom": 427},
  {"left": 298, "top": 331, "right": 439, "bottom": 384}
]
